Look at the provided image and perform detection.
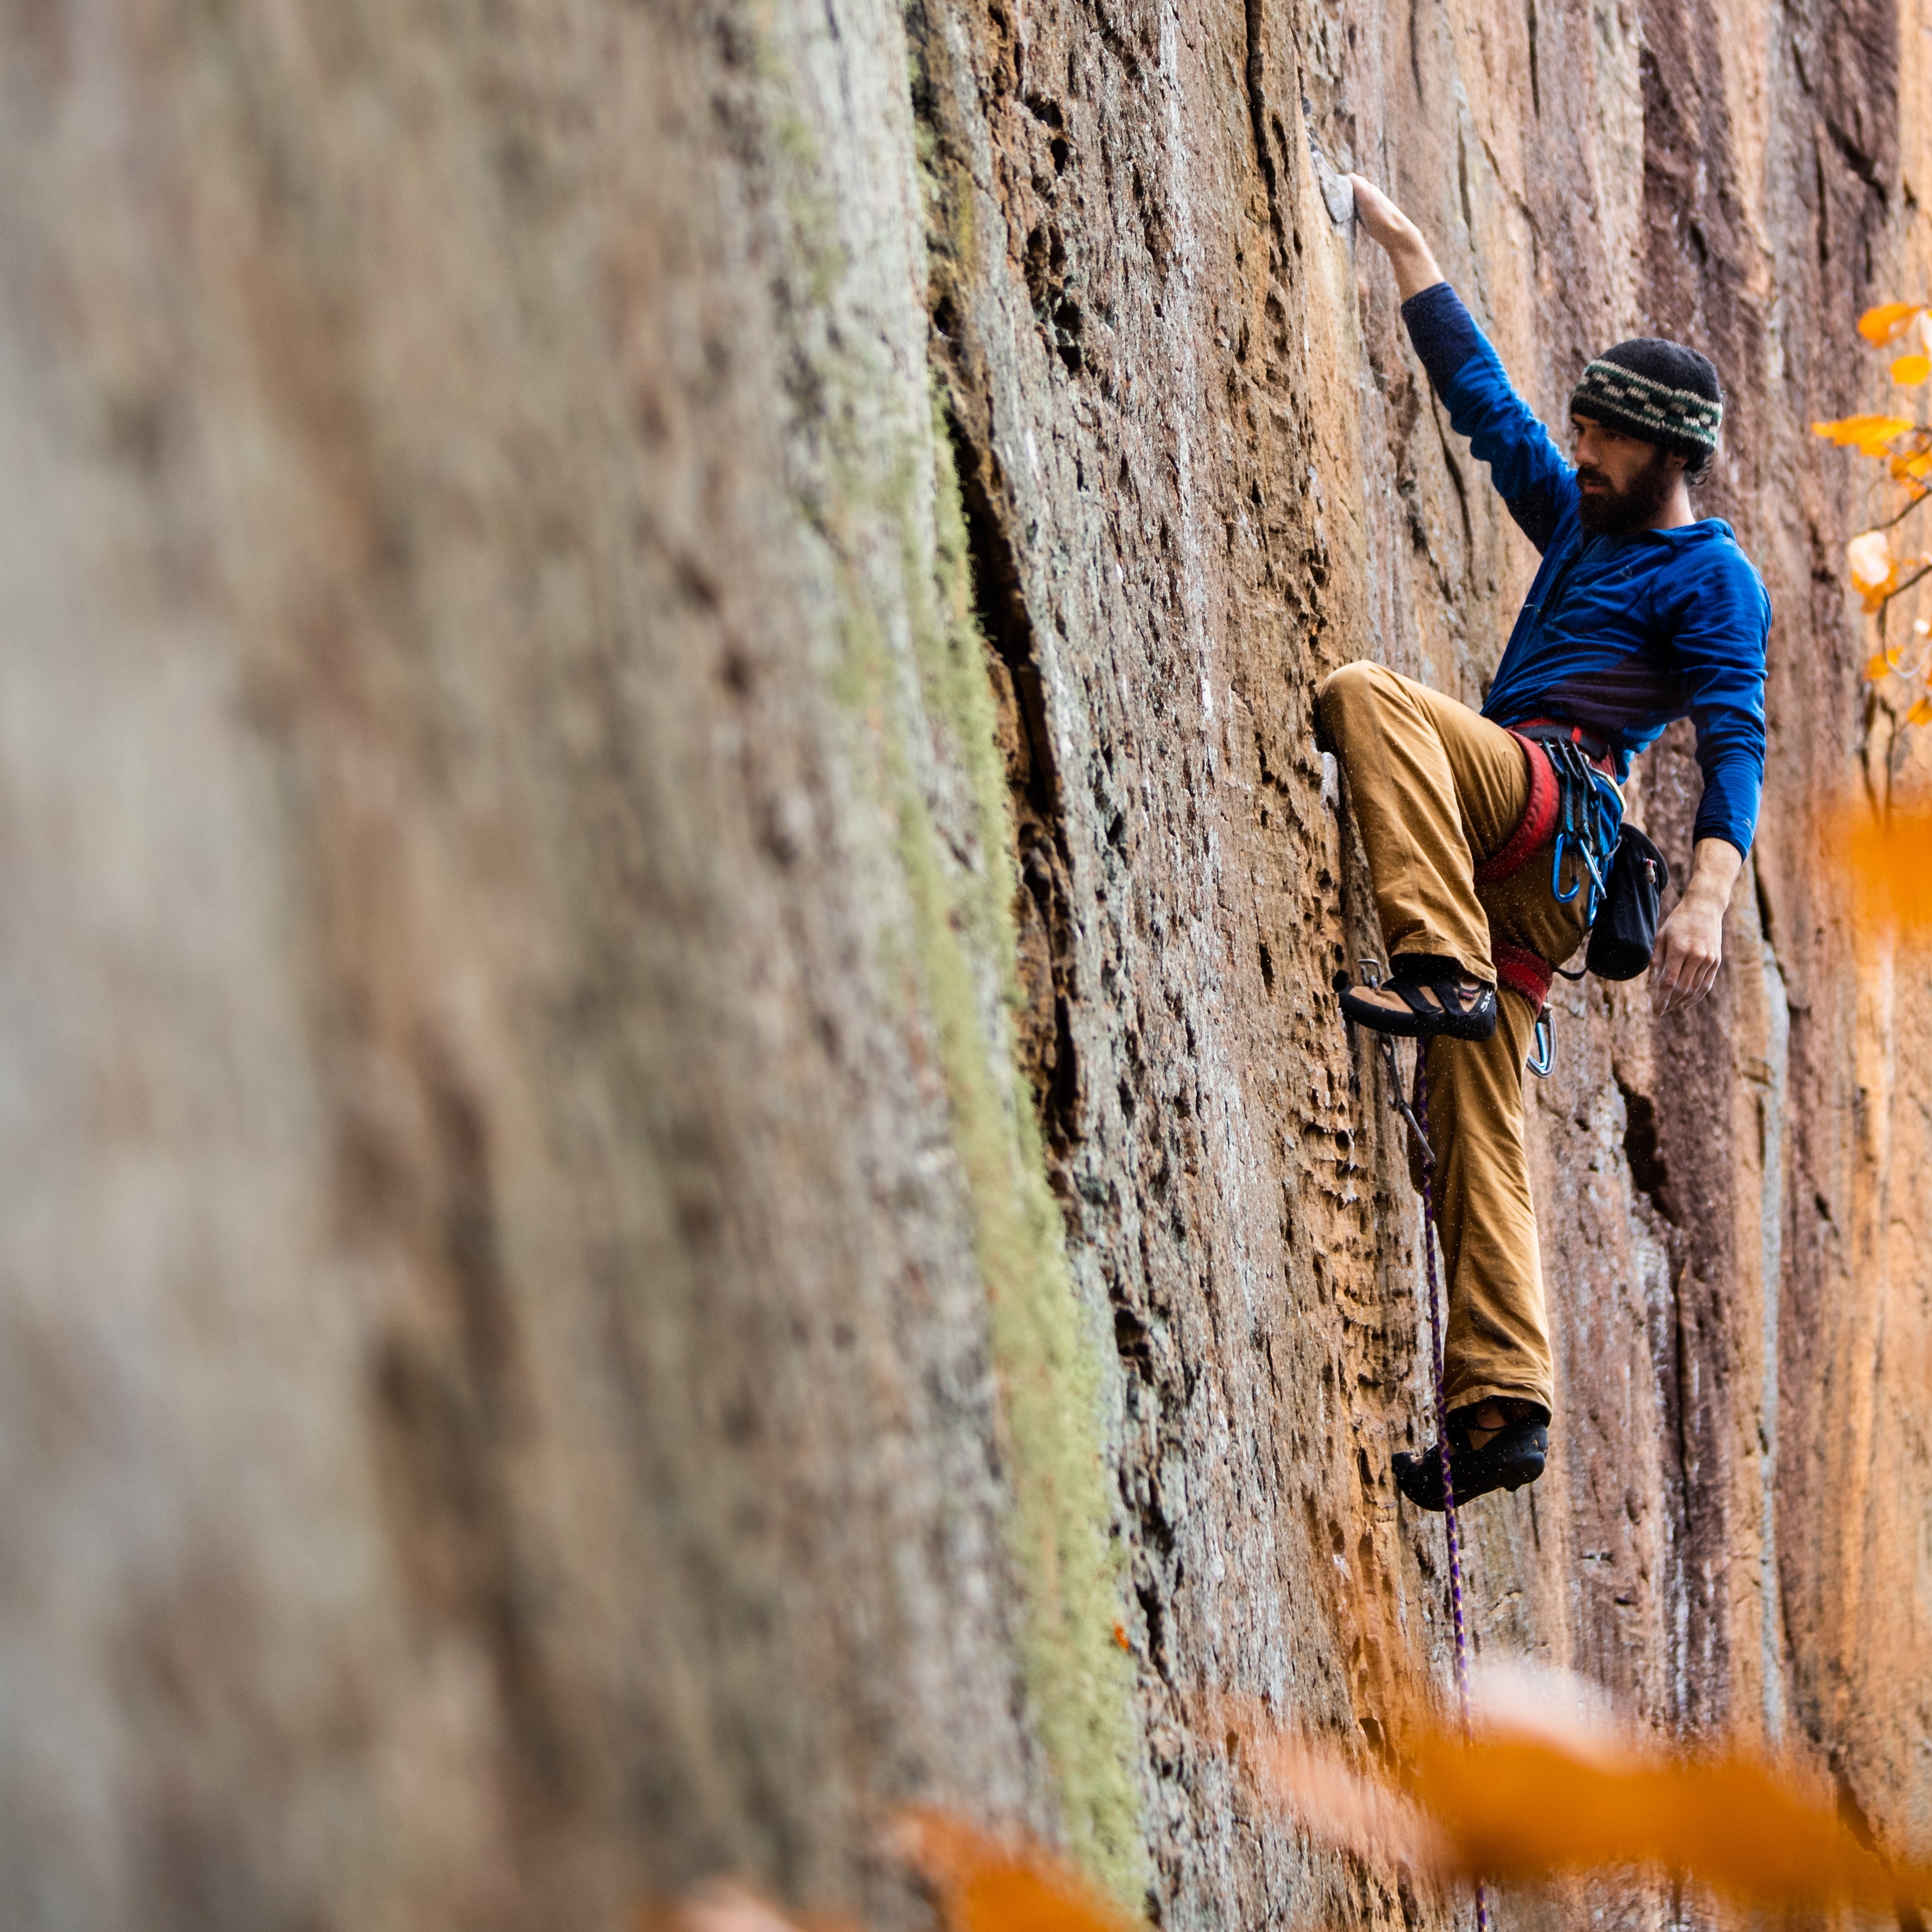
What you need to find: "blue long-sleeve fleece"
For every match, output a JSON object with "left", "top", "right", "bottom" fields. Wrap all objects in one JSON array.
[{"left": 1401, "top": 282, "right": 1770, "bottom": 855}]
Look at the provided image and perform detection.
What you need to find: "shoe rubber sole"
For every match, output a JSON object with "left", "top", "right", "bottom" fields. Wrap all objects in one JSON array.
[{"left": 1337, "top": 981, "right": 1498, "bottom": 1042}]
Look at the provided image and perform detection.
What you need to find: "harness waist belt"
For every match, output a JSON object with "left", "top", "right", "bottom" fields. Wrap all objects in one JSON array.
[{"left": 1511, "top": 716, "right": 1619, "bottom": 775}]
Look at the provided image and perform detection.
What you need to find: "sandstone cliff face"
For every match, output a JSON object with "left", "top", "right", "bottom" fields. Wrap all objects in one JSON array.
[{"left": 0, "top": 0, "right": 1923, "bottom": 1927}]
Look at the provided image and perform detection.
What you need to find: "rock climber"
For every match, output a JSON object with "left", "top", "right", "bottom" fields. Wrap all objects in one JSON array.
[{"left": 1319, "top": 175, "right": 1770, "bottom": 1511}]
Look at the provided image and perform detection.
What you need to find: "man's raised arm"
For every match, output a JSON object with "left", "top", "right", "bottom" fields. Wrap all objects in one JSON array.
[
  {"left": 1348, "top": 175, "right": 1445, "bottom": 298},
  {"left": 1348, "top": 175, "right": 1576, "bottom": 553}
]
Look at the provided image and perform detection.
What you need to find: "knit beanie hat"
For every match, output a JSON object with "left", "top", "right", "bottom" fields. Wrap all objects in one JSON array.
[{"left": 1570, "top": 338, "right": 1724, "bottom": 456}]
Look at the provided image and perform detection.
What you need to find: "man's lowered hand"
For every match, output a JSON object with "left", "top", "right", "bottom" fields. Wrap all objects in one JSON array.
[{"left": 1649, "top": 837, "right": 1742, "bottom": 1017}]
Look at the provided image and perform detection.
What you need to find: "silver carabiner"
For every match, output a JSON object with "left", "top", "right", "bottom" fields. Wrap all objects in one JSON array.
[{"left": 1527, "top": 1009, "right": 1556, "bottom": 1079}]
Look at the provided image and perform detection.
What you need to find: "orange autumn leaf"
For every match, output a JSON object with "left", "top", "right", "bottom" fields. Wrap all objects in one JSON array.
[
  {"left": 1895, "top": 353, "right": 1932, "bottom": 386},
  {"left": 1406, "top": 1730, "right": 1918, "bottom": 1907},
  {"left": 1886, "top": 426, "right": 1932, "bottom": 470},
  {"left": 1867, "top": 650, "right": 1896, "bottom": 682},
  {"left": 1813, "top": 412, "right": 1916, "bottom": 456},
  {"left": 1862, "top": 564, "right": 1924, "bottom": 610},
  {"left": 1240, "top": 1690, "right": 1930, "bottom": 1912},
  {"left": 1910, "top": 697, "right": 1932, "bottom": 727},
  {"left": 1812, "top": 803, "right": 1932, "bottom": 929},
  {"left": 1860, "top": 300, "right": 1925, "bottom": 345},
  {"left": 891, "top": 1810, "right": 1144, "bottom": 1932}
]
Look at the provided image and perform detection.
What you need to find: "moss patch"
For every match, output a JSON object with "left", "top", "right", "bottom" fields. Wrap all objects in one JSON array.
[
  {"left": 760, "top": 0, "right": 1142, "bottom": 1855},
  {"left": 903, "top": 409, "right": 1145, "bottom": 1894},
  {"left": 820, "top": 402, "right": 1142, "bottom": 1892}
]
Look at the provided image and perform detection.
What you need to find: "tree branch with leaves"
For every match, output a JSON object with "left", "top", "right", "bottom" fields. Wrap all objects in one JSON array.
[{"left": 1814, "top": 300, "right": 1932, "bottom": 724}]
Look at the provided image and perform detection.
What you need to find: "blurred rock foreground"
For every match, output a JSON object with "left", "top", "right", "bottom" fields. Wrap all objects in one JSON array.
[{"left": 1, "top": 0, "right": 1927, "bottom": 1927}]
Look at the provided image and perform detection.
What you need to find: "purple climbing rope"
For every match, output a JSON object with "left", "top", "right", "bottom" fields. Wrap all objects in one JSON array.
[
  {"left": 1411, "top": 1052, "right": 1472, "bottom": 1731},
  {"left": 1410, "top": 1049, "right": 1491, "bottom": 1932}
]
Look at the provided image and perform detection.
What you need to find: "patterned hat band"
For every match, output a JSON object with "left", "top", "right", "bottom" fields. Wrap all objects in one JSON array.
[{"left": 1570, "top": 358, "right": 1724, "bottom": 453}]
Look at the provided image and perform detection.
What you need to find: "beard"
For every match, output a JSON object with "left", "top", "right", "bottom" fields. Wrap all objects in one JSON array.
[{"left": 1576, "top": 442, "right": 1677, "bottom": 534}]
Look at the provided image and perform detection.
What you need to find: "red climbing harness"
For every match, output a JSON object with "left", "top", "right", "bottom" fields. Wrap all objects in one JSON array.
[
  {"left": 1473, "top": 722, "right": 1621, "bottom": 1016},
  {"left": 1471, "top": 729, "right": 1561, "bottom": 886}
]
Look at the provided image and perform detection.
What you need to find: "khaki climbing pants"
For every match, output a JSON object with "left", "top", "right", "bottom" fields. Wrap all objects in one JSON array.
[{"left": 1317, "top": 661, "right": 1594, "bottom": 1418}]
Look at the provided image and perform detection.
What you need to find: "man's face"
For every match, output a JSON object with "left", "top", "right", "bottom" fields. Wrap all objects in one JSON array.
[{"left": 1571, "top": 414, "right": 1683, "bottom": 533}]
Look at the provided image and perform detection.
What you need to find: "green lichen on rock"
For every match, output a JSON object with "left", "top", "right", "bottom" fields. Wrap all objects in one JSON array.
[
  {"left": 763, "top": 0, "right": 1141, "bottom": 1842},
  {"left": 905, "top": 408, "right": 1145, "bottom": 1894},
  {"left": 820, "top": 385, "right": 1143, "bottom": 1890}
]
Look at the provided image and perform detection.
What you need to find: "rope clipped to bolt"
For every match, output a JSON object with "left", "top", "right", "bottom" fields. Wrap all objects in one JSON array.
[{"left": 1373, "top": 1030, "right": 1491, "bottom": 1932}]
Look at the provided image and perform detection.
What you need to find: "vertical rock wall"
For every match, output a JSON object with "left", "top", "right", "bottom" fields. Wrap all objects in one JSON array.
[
  {"left": 921, "top": 0, "right": 1931, "bottom": 1911},
  {"left": 0, "top": 0, "right": 1924, "bottom": 1928}
]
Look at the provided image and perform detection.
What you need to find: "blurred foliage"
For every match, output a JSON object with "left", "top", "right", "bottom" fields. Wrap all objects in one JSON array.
[
  {"left": 1252, "top": 1707, "right": 1925, "bottom": 1912},
  {"left": 891, "top": 1811, "right": 1142, "bottom": 1932},
  {"left": 640, "top": 1677, "right": 1930, "bottom": 1930},
  {"left": 1822, "top": 802, "right": 1932, "bottom": 935},
  {"left": 1815, "top": 303, "right": 1932, "bottom": 722}
]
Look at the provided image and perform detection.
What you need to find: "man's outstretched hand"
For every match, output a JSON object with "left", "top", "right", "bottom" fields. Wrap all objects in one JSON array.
[
  {"left": 1345, "top": 175, "right": 1444, "bottom": 300},
  {"left": 1648, "top": 836, "right": 1743, "bottom": 1017}
]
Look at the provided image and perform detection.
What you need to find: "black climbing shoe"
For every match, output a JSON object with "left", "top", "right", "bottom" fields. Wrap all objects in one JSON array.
[
  {"left": 1393, "top": 1404, "right": 1549, "bottom": 1511},
  {"left": 1339, "top": 954, "right": 1498, "bottom": 1042}
]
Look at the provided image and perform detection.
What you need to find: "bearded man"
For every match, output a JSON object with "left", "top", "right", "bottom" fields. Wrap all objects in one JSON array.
[{"left": 1317, "top": 175, "right": 1770, "bottom": 1509}]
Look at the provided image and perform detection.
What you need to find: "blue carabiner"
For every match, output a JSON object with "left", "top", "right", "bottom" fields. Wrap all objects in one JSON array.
[{"left": 1551, "top": 831, "right": 1582, "bottom": 903}]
